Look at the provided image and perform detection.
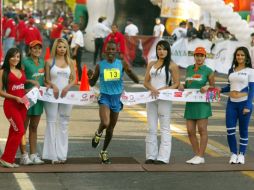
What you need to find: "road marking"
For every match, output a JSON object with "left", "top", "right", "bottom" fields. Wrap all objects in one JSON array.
[
  {"left": 13, "top": 173, "right": 36, "bottom": 190},
  {"left": 0, "top": 141, "right": 36, "bottom": 190},
  {"left": 125, "top": 105, "right": 254, "bottom": 179},
  {"left": 133, "top": 110, "right": 229, "bottom": 157}
]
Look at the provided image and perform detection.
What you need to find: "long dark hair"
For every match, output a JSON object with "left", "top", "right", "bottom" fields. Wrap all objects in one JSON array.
[
  {"left": 155, "top": 40, "right": 171, "bottom": 85},
  {"left": 1, "top": 48, "right": 22, "bottom": 90},
  {"left": 229, "top": 46, "right": 252, "bottom": 75}
]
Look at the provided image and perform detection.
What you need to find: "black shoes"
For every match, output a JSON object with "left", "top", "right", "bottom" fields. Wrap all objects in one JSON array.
[
  {"left": 154, "top": 160, "right": 167, "bottom": 165},
  {"left": 145, "top": 159, "right": 167, "bottom": 164},
  {"left": 145, "top": 159, "right": 155, "bottom": 164}
]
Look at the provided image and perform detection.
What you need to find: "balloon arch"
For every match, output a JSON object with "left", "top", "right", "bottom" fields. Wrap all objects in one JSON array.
[
  {"left": 150, "top": 0, "right": 254, "bottom": 44},
  {"left": 80, "top": 0, "right": 254, "bottom": 52}
]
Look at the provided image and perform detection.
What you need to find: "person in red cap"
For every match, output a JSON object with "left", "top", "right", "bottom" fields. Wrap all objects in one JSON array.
[
  {"left": 179, "top": 46, "right": 215, "bottom": 165},
  {"left": 21, "top": 17, "right": 42, "bottom": 56},
  {"left": 16, "top": 14, "right": 27, "bottom": 56},
  {"left": 19, "top": 40, "right": 45, "bottom": 165},
  {"left": 3, "top": 12, "right": 16, "bottom": 55},
  {"left": 49, "top": 17, "right": 65, "bottom": 49}
]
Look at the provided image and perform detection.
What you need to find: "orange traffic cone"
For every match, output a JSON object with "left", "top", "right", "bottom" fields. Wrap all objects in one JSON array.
[
  {"left": 79, "top": 64, "right": 90, "bottom": 91},
  {"left": 44, "top": 47, "right": 51, "bottom": 61}
]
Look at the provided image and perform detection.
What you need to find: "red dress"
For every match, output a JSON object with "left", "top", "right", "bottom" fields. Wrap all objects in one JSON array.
[{"left": 1, "top": 70, "right": 27, "bottom": 163}]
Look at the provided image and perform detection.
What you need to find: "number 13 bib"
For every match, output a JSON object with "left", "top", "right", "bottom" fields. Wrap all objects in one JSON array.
[{"left": 104, "top": 68, "right": 121, "bottom": 81}]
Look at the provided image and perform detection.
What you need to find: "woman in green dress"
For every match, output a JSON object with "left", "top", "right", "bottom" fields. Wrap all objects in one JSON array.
[
  {"left": 180, "top": 47, "right": 215, "bottom": 165},
  {"left": 20, "top": 40, "right": 45, "bottom": 165}
]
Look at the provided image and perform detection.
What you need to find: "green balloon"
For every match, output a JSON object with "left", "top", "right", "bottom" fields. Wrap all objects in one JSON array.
[{"left": 74, "top": 4, "right": 89, "bottom": 30}]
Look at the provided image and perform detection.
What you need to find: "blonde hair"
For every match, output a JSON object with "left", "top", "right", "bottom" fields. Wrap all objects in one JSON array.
[
  {"left": 51, "top": 38, "right": 75, "bottom": 83},
  {"left": 51, "top": 38, "right": 72, "bottom": 65}
]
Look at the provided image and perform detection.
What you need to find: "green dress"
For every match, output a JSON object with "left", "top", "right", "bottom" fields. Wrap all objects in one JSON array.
[
  {"left": 23, "top": 57, "right": 45, "bottom": 116},
  {"left": 184, "top": 65, "right": 213, "bottom": 119}
]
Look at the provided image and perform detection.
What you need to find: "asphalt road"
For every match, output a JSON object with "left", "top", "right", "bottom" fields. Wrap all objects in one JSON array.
[{"left": 0, "top": 51, "right": 254, "bottom": 190}]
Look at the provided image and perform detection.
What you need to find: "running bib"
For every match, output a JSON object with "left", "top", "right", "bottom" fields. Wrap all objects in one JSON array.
[{"left": 104, "top": 68, "right": 120, "bottom": 81}]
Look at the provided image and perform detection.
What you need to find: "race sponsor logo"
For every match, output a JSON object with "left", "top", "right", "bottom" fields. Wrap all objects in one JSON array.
[{"left": 12, "top": 84, "right": 24, "bottom": 91}]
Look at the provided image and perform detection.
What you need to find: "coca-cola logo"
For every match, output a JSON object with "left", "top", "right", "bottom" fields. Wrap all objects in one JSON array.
[
  {"left": 174, "top": 91, "right": 183, "bottom": 97},
  {"left": 12, "top": 84, "right": 24, "bottom": 91}
]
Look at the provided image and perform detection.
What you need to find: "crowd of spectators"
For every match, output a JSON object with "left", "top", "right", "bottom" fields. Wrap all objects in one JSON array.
[{"left": 171, "top": 20, "right": 237, "bottom": 44}]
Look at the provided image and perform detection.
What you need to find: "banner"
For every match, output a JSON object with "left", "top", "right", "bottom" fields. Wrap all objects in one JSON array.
[
  {"left": 161, "top": 0, "right": 187, "bottom": 18},
  {"left": 170, "top": 38, "right": 244, "bottom": 74},
  {"left": 121, "top": 88, "right": 220, "bottom": 106},
  {"left": 23, "top": 87, "right": 220, "bottom": 109},
  {"left": 124, "top": 35, "right": 157, "bottom": 66},
  {"left": 127, "top": 36, "right": 246, "bottom": 74},
  {"left": 23, "top": 87, "right": 97, "bottom": 109},
  {"left": 22, "top": 87, "right": 39, "bottom": 109}
]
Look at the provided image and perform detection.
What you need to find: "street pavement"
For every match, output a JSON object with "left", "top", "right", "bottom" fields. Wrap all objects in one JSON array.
[{"left": 1, "top": 50, "right": 254, "bottom": 190}]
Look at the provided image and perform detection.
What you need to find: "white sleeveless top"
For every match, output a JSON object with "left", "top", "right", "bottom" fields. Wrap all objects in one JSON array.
[
  {"left": 50, "top": 65, "right": 71, "bottom": 91},
  {"left": 229, "top": 67, "right": 254, "bottom": 102},
  {"left": 150, "top": 65, "right": 171, "bottom": 89}
]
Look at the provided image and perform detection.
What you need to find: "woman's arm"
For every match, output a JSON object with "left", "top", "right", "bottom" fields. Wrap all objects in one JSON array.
[
  {"left": 144, "top": 62, "right": 155, "bottom": 91},
  {"left": 244, "top": 69, "right": 254, "bottom": 112},
  {"left": 200, "top": 71, "right": 215, "bottom": 93},
  {"left": 123, "top": 60, "right": 139, "bottom": 84},
  {"left": 44, "top": 60, "right": 59, "bottom": 99},
  {"left": 144, "top": 62, "right": 159, "bottom": 98},
  {"left": 220, "top": 84, "right": 230, "bottom": 93},
  {"left": 160, "top": 62, "right": 180, "bottom": 90},
  {"left": 60, "top": 60, "right": 77, "bottom": 98},
  {"left": 0, "top": 70, "right": 23, "bottom": 103}
]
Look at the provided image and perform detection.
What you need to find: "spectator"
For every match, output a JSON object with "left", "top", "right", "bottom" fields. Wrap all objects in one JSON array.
[
  {"left": 153, "top": 18, "right": 165, "bottom": 38},
  {"left": 3, "top": 12, "right": 16, "bottom": 55},
  {"left": 70, "top": 22, "right": 84, "bottom": 81},
  {"left": 103, "top": 24, "right": 125, "bottom": 59},
  {"left": 186, "top": 22, "right": 198, "bottom": 41},
  {"left": 92, "top": 16, "right": 111, "bottom": 65},
  {"left": 49, "top": 17, "right": 65, "bottom": 49},
  {"left": 197, "top": 24, "right": 205, "bottom": 39},
  {"left": 22, "top": 18, "right": 42, "bottom": 56},
  {"left": 172, "top": 21, "right": 187, "bottom": 41},
  {"left": 16, "top": 14, "right": 26, "bottom": 56},
  {"left": 202, "top": 26, "right": 211, "bottom": 40},
  {"left": 124, "top": 18, "right": 139, "bottom": 36}
]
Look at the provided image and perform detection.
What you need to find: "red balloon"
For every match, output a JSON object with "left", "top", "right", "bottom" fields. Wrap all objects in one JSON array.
[
  {"left": 224, "top": 0, "right": 240, "bottom": 11},
  {"left": 238, "top": 0, "right": 251, "bottom": 11}
]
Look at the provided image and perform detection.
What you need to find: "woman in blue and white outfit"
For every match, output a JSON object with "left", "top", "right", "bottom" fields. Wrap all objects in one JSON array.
[
  {"left": 88, "top": 40, "right": 139, "bottom": 164},
  {"left": 220, "top": 46, "right": 254, "bottom": 164},
  {"left": 144, "top": 40, "right": 180, "bottom": 164},
  {"left": 42, "top": 38, "right": 76, "bottom": 164}
]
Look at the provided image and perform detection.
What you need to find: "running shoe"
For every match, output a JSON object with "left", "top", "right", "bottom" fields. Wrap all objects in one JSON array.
[
  {"left": 229, "top": 154, "right": 238, "bottom": 164},
  {"left": 92, "top": 131, "right": 102, "bottom": 148},
  {"left": 237, "top": 154, "right": 245, "bottom": 164},
  {"left": 30, "top": 153, "right": 44, "bottom": 165},
  {"left": 100, "top": 150, "right": 111, "bottom": 164},
  {"left": 20, "top": 153, "right": 33, "bottom": 165}
]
